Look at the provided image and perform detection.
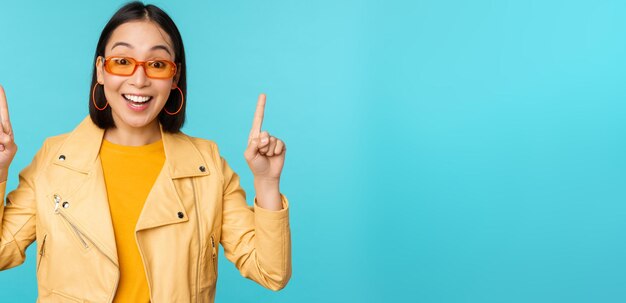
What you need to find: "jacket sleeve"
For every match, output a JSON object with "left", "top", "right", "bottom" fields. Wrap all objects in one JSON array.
[
  {"left": 218, "top": 156, "right": 292, "bottom": 291},
  {"left": 0, "top": 140, "right": 47, "bottom": 270}
]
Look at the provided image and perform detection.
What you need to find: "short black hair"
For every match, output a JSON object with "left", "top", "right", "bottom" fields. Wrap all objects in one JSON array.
[{"left": 89, "top": 1, "right": 186, "bottom": 133}]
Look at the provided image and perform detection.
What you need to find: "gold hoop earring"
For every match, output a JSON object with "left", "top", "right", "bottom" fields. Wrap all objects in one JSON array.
[
  {"left": 92, "top": 83, "right": 108, "bottom": 111},
  {"left": 165, "top": 87, "right": 184, "bottom": 115}
]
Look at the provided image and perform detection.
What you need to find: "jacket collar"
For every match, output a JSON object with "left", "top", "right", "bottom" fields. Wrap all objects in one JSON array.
[{"left": 53, "top": 116, "right": 210, "bottom": 179}]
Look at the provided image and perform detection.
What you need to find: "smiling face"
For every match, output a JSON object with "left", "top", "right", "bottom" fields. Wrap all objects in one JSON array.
[{"left": 96, "top": 20, "right": 179, "bottom": 136}]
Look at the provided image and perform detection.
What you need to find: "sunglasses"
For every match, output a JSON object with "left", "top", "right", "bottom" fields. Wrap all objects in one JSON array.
[{"left": 101, "top": 56, "right": 177, "bottom": 79}]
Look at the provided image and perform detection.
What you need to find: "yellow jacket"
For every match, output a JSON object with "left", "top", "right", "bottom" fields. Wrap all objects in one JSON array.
[{"left": 0, "top": 117, "right": 291, "bottom": 302}]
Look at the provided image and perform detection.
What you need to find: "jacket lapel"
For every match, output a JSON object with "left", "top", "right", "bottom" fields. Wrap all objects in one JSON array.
[
  {"left": 135, "top": 130, "right": 210, "bottom": 231},
  {"left": 50, "top": 117, "right": 119, "bottom": 265}
]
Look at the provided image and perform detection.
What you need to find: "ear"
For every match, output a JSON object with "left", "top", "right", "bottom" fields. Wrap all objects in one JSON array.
[
  {"left": 95, "top": 56, "right": 105, "bottom": 84},
  {"left": 171, "top": 63, "right": 181, "bottom": 89}
]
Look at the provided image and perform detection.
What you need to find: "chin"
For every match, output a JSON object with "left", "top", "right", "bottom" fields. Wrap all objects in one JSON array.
[
  {"left": 111, "top": 110, "right": 159, "bottom": 130},
  {"left": 125, "top": 116, "right": 160, "bottom": 129}
]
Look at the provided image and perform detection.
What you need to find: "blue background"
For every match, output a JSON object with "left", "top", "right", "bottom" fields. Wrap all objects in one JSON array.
[{"left": 1, "top": 0, "right": 626, "bottom": 302}]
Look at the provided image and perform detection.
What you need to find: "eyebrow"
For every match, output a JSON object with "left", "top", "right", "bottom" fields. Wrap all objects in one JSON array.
[{"left": 110, "top": 42, "right": 172, "bottom": 56}]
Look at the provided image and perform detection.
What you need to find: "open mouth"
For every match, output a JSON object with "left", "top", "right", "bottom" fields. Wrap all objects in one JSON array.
[{"left": 123, "top": 94, "right": 153, "bottom": 109}]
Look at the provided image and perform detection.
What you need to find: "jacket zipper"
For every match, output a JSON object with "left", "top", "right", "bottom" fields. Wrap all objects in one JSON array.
[
  {"left": 53, "top": 194, "right": 120, "bottom": 301},
  {"left": 37, "top": 234, "right": 47, "bottom": 273},
  {"left": 54, "top": 195, "right": 88, "bottom": 249}
]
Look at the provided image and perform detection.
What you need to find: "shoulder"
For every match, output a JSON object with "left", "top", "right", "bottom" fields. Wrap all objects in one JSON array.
[
  {"left": 17, "top": 132, "right": 73, "bottom": 178},
  {"left": 183, "top": 134, "right": 219, "bottom": 151},
  {"left": 42, "top": 133, "right": 71, "bottom": 150},
  {"left": 34, "top": 116, "right": 104, "bottom": 163},
  {"left": 170, "top": 131, "right": 219, "bottom": 151},
  {"left": 32, "top": 132, "right": 71, "bottom": 162},
  {"left": 168, "top": 131, "right": 226, "bottom": 164},
  {"left": 167, "top": 132, "right": 233, "bottom": 179}
]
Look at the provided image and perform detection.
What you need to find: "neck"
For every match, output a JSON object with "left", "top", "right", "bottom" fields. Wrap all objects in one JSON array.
[{"left": 104, "top": 121, "right": 162, "bottom": 146}]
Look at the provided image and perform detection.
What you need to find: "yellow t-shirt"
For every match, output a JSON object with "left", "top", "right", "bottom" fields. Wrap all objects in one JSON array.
[{"left": 100, "top": 139, "right": 165, "bottom": 303}]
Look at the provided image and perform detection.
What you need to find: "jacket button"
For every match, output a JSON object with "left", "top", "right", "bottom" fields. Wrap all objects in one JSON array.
[
  {"left": 59, "top": 155, "right": 66, "bottom": 161},
  {"left": 62, "top": 202, "right": 70, "bottom": 208},
  {"left": 199, "top": 166, "right": 206, "bottom": 172},
  {"left": 177, "top": 212, "right": 184, "bottom": 219}
]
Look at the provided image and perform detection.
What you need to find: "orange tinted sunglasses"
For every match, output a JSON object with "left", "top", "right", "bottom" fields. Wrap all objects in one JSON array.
[{"left": 102, "top": 56, "right": 177, "bottom": 79}]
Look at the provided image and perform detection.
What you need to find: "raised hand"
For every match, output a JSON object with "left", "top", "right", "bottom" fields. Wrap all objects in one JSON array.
[
  {"left": 0, "top": 85, "right": 17, "bottom": 182},
  {"left": 244, "top": 94, "right": 286, "bottom": 182}
]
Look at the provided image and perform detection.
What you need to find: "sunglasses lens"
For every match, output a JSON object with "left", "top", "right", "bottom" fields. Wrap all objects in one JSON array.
[
  {"left": 146, "top": 60, "right": 176, "bottom": 78},
  {"left": 106, "top": 57, "right": 136, "bottom": 75},
  {"left": 104, "top": 57, "right": 175, "bottom": 78}
]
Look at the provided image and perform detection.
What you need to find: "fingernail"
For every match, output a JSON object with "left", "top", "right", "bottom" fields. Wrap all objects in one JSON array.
[{"left": 261, "top": 137, "right": 268, "bottom": 143}]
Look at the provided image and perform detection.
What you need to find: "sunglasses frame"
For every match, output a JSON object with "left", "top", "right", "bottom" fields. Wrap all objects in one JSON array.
[{"left": 102, "top": 56, "right": 177, "bottom": 79}]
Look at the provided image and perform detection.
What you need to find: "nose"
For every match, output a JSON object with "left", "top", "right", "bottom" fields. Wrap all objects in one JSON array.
[{"left": 128, "top": 64, "right": 149, "bottom": 87}]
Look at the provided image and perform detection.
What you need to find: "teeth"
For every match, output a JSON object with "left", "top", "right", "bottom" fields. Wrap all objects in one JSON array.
[{"left": 124, "top": 94, "right": 151, "bottom": 103}]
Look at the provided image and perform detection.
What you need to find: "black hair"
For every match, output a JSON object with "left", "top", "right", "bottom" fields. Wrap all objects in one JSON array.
[{"left": 89, "top": 1, "right": 186, "bottom": 133}]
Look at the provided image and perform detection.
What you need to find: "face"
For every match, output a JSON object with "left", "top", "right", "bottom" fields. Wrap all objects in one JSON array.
[{"left": 96, "top": 20, "right": 179, "bottom": 132}]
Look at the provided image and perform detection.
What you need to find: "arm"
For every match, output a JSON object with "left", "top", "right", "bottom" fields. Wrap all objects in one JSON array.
[
  {"left": 0, "top": 84, "right": 38, "bottom": 270},
  {"left": 0, "top": 149, "right": 43, "bottom": 269},
  {"left": 219, "top": 157, "right": 291, "bottom": 290},
  {"left": 220, "top": 93, "right": 292, "bottom": 290}
]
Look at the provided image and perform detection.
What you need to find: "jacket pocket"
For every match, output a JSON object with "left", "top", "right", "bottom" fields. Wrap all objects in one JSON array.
[
  {"left": 210, "top": 233, "right": 218, "bottom": 276},
  {"left": 51, "top": 194, "right": 90, "bottom": 251},
  {"left": 37, "top": 234, "right": 47, "bottom": 274},
  {"left": 50, "top": 289, "right": 84, "bottom": 302},
  {"left": 198, "top": 233, "right": 218, "bottom": 293},
  {"left": 58, "top": 213, "right": 90, "bottom": 251}
]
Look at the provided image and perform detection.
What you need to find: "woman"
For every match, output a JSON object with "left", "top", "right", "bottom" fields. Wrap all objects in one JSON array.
[{"left": 0, "top": 2, "right": 291, "bottom": 302}]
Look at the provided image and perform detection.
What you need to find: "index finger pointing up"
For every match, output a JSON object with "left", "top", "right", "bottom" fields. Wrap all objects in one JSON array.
[
  {"left": 0, "top": 85, "right": 12, "bottom": 135},
  {"left": 248, "top": 93, "right": 266, "bottom": 141}
]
